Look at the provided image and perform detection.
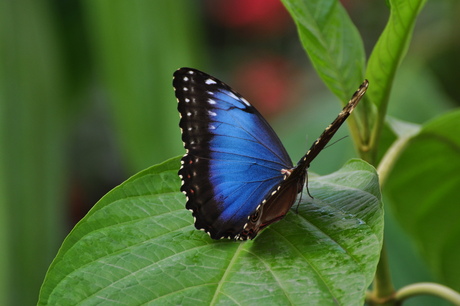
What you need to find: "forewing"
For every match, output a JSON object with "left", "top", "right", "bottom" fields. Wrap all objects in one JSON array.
[{"left": 173, "top": 68, "right": 293, "bottom": 239}]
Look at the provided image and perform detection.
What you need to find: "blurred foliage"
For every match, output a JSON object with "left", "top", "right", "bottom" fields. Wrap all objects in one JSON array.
[
  {"left": 1, "top": 0, "right": 459, "bottom": 305},
  {"left": 0, "top": 1, "right": 201, "bottom": 305},
  {"left": 0, "top": 1, "right": 67, "bottom": 305}
]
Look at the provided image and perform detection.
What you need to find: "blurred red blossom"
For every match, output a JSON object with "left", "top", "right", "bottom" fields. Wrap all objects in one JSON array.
[
  {"left": 206, "top": 0, "right": 291, "bottom": 36},
  {"left": 232, "top": 56, "right": 300, "bottom": 118}
]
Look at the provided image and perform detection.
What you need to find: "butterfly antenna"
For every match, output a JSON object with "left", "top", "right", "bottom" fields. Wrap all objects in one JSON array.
[{"left": 324, "top": 135, "right": 348, "bottom": 150}]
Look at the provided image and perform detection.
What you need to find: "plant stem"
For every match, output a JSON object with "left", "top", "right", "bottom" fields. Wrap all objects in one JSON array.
[
  {"left": 367, "top": 121, "right": 421, "bottom": 304},
  {"left": 370, "top": 242, "right": 395, "bottom": 304},
  {"left": 377, "top": 137, "right": 407, "bottom": 188},
  {"left": 395, "top": 283, "right": 460, "bottom": 305}
]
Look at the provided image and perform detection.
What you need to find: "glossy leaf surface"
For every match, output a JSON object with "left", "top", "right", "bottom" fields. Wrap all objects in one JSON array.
[{"left": 39, "top": 157, "right": 382, "bottom": 305}]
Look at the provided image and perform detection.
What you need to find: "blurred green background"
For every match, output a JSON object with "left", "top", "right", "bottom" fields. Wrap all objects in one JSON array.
[{"left": 0, "top": 1, "right": 458, "bottom": 305}]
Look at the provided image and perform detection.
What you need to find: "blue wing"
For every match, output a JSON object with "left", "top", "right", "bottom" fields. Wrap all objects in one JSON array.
[{"left": 173, "top": 68, "right": 293, "bottom": 239}]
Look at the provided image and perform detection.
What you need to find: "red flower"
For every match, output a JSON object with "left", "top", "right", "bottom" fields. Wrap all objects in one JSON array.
[{"left": 206, "top": 0, "right": 291, "bottom": 36}]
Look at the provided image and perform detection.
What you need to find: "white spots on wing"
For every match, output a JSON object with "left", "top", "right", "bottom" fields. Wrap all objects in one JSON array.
[
  {"left": 183, "top": 76, "right": 189, "bottom": 82},
  {"left": 209, "top": 125, "right": 216, "bottom": 130},
  {"left": 185, "top": 98, "right": 190, "bottom": 103},
  {"left": 207, "top": 91, "right": 214, "bottom": 95},
  {"left": 187, "top": 127, "right": 192, "bottom": 131},
  {"left": 183, "top": 87, "right": 189, "bottom": 91},
  {"left": 227, "top": 91, "right": 250, "bottom": 107},
  {"left": 187, "top": 112, "right": 192, "bottom": 116},
  {"left": 228, "top": 91, "right": 239, "bottom": 100},
  {"left": 241, "top": 97, "right": 250, "bottom": 106},
  {"left": 208, "top": 99, "right": 216, "bottom": 105},
  {"left": 187, "top": 70, "right": 194, "bottom": 75},
  {"left": 207, "top": 110, "right": 217, "bottom": 117},
  {"left": 205, "top": 78, "right": 216, "bottom": 85}
]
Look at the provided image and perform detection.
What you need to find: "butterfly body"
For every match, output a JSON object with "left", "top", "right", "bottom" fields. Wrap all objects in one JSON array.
[{"left": 173, "top": 68, "right": 368, "bottom": 240}]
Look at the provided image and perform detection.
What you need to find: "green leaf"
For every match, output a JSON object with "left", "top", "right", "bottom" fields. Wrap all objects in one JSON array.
[
  {"left": 385, "top": 110, "right": 460, "bottom": 291},
  {"left": 280, "top": 0, "right": 365, "bottom": 103},
  {"left": 39, "top": 158, "right": 382, "bottom": 305},
  {"left": 366, "top": 0, "right": 427, "bottom": 153},
  {"left": 366, "top": 0, "right": 427, "bottom": 109}
]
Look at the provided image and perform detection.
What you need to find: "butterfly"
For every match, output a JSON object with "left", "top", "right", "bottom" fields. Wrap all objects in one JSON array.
[{"left": 173, "top": 67, "right": 368, "bottom": 240}]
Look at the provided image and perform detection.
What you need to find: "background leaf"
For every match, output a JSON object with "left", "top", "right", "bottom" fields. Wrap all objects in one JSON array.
[
  {"left": 39, "top": 158, "right": 383, "bottom": 305},
  {"left": 280, "top": 0, "right": 365, "bottom": 103},
  {"left": 385, "top": 109, "right": 460, "bottom": 291},
  {"left": 365, "top": 0, "right": 428, "bottom": 158},
  {"left": 366, "top": 0, "right": 428, "bottom": 110}
]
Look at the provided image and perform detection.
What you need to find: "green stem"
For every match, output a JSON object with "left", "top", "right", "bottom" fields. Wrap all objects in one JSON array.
[
  {"left": 376, "top": 129, "right": 416, "bottom": 188},
  {"left": 395, "top": 283, "right": 460, "bottom": 305},
  {"left": 378, "top": 118, "right": 421, "bottom": 185},
  {"left": 371, "top": 242, "right": 395, "bottom": 304}
]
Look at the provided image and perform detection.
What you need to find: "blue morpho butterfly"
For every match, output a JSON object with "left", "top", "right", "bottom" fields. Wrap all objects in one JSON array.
[{"left": 173, "top": 68, "right": 368, "bottom": 240}]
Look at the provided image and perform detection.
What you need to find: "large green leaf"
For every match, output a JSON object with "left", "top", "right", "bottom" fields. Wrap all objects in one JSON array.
[
  {"left": 365, "top": 0, "right": 428, "bottom": 157},
  {"left": 39, "top": 157, "right": 382, "bottom": 305},
  {"left": 385, "top": 110, "right": 460, "bottom": 291},
  {"left": 366, "top": 0, "right": 427, "bottom": 110},
  {"left": 280, "top": 0, "right": 365, "bottom": 103}
]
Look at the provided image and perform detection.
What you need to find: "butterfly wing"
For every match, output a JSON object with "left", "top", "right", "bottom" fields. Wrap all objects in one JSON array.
[{"left": 173, "top": 68, "right": 294, "bottom": 239}]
